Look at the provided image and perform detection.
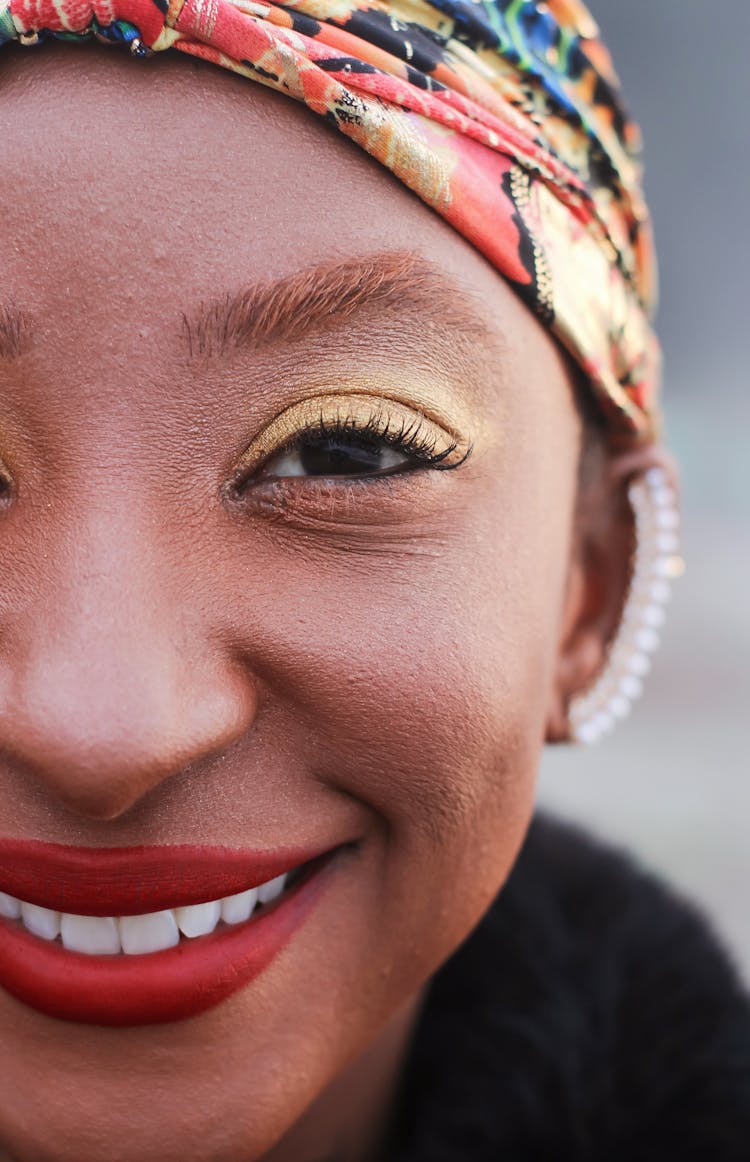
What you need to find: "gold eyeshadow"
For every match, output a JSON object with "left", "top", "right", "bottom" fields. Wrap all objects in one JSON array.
[{"left": 233, "top": 392, "right": 473, "bottom": 478}]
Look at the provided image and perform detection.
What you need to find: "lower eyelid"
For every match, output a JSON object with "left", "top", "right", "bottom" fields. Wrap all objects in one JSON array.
[{"left": 236, "top": 468, "right": 434, "bottom": 528}]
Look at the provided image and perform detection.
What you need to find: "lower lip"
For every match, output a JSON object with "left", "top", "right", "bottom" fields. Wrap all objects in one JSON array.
[{"left": 0, "top": 861, "right": 332, "bottom": 1027}]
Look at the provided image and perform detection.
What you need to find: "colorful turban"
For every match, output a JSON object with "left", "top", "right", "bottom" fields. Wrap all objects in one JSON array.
[{"left": 1, "top": 0, "right": 660, "bottom": 443}]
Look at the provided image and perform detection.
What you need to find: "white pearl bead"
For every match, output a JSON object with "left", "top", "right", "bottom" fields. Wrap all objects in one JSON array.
[
  {"left": 656, "top": 508, "right": 680, "bottom": 530},
  {"left": 653, "top": 556, "right": 678, "bottom": 578},
  {"left": 576, "top": 721, "right": 602, "bottom": 745},
  {"left": 649, "top": 580, "right": 672, "bottom": 604},
  {"left": 642, "top": 604, "right": 666, "bottom": 628},
  {"left": 592, "top": 711, "right": 615, "bottom": 736},
  {"left": 645, "top": 467, "right": 668, "bottom": 488},
  {"left": 656, "top": 533, "right": 680, "bottom": 553},
  {"left": 608, "top": 695, "right": 632, "bottom": 720},
  {"left": 628, "top": 651, "right": 652, "bottom": 676},
  {"left": 635, "top": 627, "right": 660, "bottom": 653},
  {"left": 619, "top": 674, "right": 644, "bottom": 700},
  {"left": 652, "top": 486, "right": 677, "bottom": 509}
]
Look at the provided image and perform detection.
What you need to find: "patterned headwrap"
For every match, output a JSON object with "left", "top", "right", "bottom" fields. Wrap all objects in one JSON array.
[{"left": 1, "top": 0, "right": 659, "bottom": 443}]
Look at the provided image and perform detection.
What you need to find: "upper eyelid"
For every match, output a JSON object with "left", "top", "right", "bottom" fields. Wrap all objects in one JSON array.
[{"left": 232, "top": 392, "right": 471, "bottom": 478}]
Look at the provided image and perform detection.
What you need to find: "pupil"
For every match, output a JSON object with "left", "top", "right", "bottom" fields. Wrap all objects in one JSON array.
[{"left": 300, "top": 437, "right": 385, "bottom": 476}]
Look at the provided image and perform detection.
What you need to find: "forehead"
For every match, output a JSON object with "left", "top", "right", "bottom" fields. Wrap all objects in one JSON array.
[
  {"left": 4, "top": 43, "right": 564, "bottom": 323},
  {"left": 1, "top": 46, "right": 499, "bottom": 308},
  {"left": 0, "top": 43, "right": 575, "bottom": 453}
]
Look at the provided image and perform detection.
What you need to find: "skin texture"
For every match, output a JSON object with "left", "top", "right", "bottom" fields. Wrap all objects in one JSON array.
[{"left": 0, "top": 42, "right": 662, "bottom": 1162}]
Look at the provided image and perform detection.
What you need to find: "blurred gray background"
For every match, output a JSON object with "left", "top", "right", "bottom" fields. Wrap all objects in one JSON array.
[{"left": 537, "top": 1, "right": 750, "bottom": 977}]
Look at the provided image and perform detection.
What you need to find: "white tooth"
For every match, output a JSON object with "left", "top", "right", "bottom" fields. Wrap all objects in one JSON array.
[
  {"left": 61, "top": 914, "right": 121, "bottom": 956},
  {"left": 0, "top": 892, "right": 21, "bottom": 920},
  {"left": 119, "top": 910, "right": 180, "bottom": 955},
  {"left": 257, "top": 874, "right": 287, "bottom": 906},
  {"left": 221, "top": 887, "right": 258, "bottom": 925},
  {"left": 174, "top": 899, "right": 221, "bottom": 939},
  {"left": 21, "top": 902, "right": 61, "bottom": 941}
]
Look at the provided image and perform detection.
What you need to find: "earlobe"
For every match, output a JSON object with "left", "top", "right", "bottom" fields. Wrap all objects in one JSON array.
[
  {"left": 546, "top": 556, "right": 608, "bottom": 743},
  {"left": 546, "top": 449, "right": 683, "bottom": 746}
]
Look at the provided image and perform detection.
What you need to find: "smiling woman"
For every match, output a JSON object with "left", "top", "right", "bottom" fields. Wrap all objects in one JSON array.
[{"left": 0, "top": 1, "right": 747, "bottom": 1160}]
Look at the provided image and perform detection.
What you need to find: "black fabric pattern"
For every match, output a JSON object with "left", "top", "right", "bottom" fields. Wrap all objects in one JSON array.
[{"left": 388, "top": 814, "right": 750, "bottom": 1160}]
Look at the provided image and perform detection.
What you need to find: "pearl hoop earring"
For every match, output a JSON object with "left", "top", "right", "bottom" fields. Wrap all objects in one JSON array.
[{"left": 569, "top": 467, "right": 685, "bottom": 745}]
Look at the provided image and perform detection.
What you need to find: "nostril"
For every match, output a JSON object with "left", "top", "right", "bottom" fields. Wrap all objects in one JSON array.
[{"left": 0, "top": 653, "right": 260, "bottom": 823}]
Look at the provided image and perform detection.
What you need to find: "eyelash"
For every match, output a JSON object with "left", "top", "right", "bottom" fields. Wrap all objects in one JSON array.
[
  {"left": 233, "top": 399, "right": 473, "bottom": 493},
  {"left": 270, "top": 410, "right": 466, "bottom": 473}
]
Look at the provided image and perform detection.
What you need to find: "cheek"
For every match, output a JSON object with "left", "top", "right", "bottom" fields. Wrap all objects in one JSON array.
[
  {"left": 250, "top": 457, "right": 577, "bottom": 976},
  {"left": 318, "top": 575, "right": 542, "bottom": 949}
]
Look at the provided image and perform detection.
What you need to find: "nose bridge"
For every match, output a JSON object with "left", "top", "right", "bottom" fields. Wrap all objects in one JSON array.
[{"left": 0, "top": 499, "right": 256, "bottom": 820}]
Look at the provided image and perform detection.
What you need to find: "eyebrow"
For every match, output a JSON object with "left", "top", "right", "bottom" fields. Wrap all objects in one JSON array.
[
  {"left": 0, "top": 303, "right": 31, "bottom": 361},
  {"left": 180, "top": 251, "right": 493, "bottom": 361}
]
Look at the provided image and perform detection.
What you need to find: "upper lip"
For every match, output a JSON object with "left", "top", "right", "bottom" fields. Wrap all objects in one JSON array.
[{"left": 0, "top": 839, "right": 334, "bottom": 916}]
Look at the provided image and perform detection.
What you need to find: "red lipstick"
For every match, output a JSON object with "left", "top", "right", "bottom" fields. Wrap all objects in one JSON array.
[{"left": 0, "top": 840, "right": 340, "bottom": 1026}]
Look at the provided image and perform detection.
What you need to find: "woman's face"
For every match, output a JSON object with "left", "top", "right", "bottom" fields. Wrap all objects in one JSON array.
[{"left": 0, "top": 45, "right": 583, "bottom": 1161}]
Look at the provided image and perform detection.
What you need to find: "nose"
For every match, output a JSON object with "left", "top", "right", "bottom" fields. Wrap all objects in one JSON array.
[{"left": 0, "top": 512, "right": 257, "bottom": 822}]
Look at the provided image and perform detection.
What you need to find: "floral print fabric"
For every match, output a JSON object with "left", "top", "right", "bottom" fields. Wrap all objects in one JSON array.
[{"left": 1, "top": 0, "right": 660, "bottom": 442}]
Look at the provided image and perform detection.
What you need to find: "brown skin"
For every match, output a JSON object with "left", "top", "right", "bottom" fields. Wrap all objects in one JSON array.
[{"left": 0, "top": 43, "right": 665, "bottom": 1162}]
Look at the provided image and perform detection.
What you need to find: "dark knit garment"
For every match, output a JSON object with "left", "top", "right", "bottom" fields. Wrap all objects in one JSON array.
[{"left": 389, "top": 814, "right": 750, "bottom": 1160}]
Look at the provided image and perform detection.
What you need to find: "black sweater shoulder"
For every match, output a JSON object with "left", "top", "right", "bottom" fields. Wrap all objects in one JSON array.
[{"left": 391, "top": 813, "right": 750, "bottom": 1161}]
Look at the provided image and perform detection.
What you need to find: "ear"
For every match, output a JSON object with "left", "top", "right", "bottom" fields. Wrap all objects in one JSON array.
[{"left": 545, "top": 445, "right": 679, "bottom": 743}]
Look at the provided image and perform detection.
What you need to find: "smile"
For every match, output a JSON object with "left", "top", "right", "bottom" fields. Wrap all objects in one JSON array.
[
  {"left": 1, "top": 869, "right": 293, "bottom": 955},
  {"left": 0, "top": 840, "right": 342, "bottom": 1027}
]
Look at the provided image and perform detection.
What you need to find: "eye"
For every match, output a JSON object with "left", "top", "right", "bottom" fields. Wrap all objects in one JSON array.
[
  {"left": 233, "top": 393, "right": 472, "bottom": 489},
  {"left": 259, "top": 429, "right": 417, "bottom": 480},
  {"left": 0, "top": 464, "right": 14, "bottom": 506}
]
